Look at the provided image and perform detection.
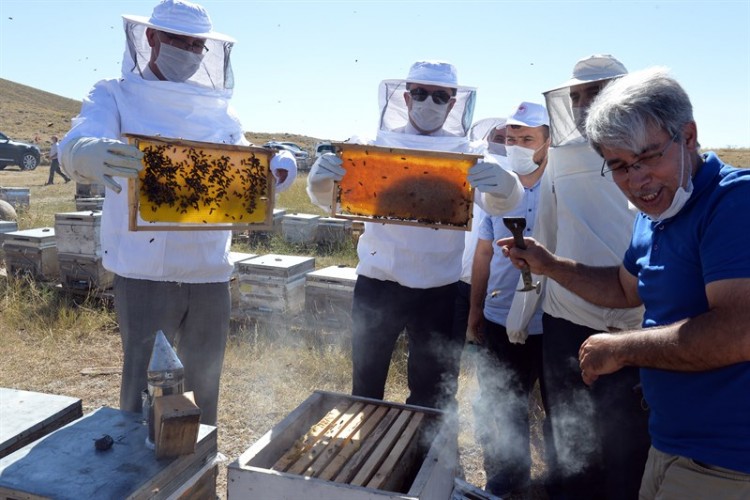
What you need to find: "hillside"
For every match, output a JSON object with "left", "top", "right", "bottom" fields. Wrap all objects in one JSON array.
[
  {"left": 1, "top": 78, "right": 748, "bottom": 167},
  {"left": 0, "top": 78, "right": 325, "bottom": 157}
]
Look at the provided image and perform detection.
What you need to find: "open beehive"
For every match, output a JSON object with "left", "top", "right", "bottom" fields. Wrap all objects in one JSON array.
[
  {"left": 332, "top": 143, "right": 480, "bottom": 231},
  {"left": 228, "top": 391, "right": 458, "bottom": 499},
  {"left": 125, "top": 134, "right": 275, "bottom": 231}
]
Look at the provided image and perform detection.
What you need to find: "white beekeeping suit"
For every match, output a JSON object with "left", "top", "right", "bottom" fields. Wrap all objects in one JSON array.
[
  {"left": 356, "top": 61, "right": 479, "bottom": 288},
  {"left": 60, "top": 1, "right": 295, "bottom": 283},
  {"left": 506, "top": 54, "right": 643, "bottom": 338}
]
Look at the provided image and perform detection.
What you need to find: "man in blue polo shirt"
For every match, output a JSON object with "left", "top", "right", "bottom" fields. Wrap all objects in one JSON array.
[{"left": 498, "top": 67, "right": 750, "bottom": 498}]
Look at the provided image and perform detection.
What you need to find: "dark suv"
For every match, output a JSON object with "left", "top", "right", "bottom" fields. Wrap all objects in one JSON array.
[{"left": 0, "top": 132, "right": 40, "bottom": 170}]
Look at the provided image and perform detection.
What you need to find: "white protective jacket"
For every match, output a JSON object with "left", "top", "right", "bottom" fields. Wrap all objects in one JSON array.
[
  {"left": 507, "top": 141, "right": 644, "bottom": 333},
  {"left": 61, "top": 73, "right": 264, "bottom": 283}
]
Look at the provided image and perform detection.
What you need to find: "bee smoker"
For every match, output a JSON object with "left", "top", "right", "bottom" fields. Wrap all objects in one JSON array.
[{"left": 143, "top": 330, "right": 184, "bottom": 449}]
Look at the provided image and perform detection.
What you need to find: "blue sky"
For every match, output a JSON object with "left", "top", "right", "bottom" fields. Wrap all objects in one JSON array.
[{"left": 1, "top": 0, "right": 748, "bottom": 148}]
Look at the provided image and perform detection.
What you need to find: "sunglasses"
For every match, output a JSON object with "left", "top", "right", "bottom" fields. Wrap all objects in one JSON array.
[{"left": 409, "top": 87, "right": 453, "bottom": 105}]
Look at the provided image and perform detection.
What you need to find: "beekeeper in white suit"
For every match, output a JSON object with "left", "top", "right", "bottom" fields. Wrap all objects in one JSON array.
[
  {"left": 59, "top": 0, "right": 296, "bottom": 426},
  {"left": 504, "top": 54, "right": 649, "bottom": 498},
  {"left": 307, "top": 60, "right": 521, "bottom": 412}
]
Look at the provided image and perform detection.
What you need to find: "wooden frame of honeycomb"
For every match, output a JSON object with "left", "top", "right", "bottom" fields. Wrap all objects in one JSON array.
[
  {"left": 125, "top": 134, "right": 275, "bottom": 231},
  {"left": 331, "top": 143, "right": 480, "bottom": 231}
]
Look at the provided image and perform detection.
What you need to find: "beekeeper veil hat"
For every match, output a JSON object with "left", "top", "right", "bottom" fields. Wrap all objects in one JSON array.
[
  {"left": 122, "top": 0, "right": 235, "bottom": 91},
  {"left": 378, "top": 60, "right": 476, "bottom": 137},
  {"left": 544, "top": 54, "right": 627, "bottom": 146}
]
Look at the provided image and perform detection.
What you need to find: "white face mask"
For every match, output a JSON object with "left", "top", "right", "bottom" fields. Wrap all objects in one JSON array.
[
  {"left": 506, "top": 144, "right": 543, "bottom": 175},
  {"left": 487, "top": 142, "right": 506, "bottom": 157},
  {"left": 651, "top": 142, "right": 694, "bottom": 222},
  {"left": 409, "top": 99, "right": 449, "bottom": 133},
  {"left": 155, "top": 43, "right": 204, "bottom": 83}
]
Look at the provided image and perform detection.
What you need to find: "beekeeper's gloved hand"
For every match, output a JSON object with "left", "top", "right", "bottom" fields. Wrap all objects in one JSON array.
[
  {"left": 306, "top": 153, "right": 346, "bottom": 211},
  {"left": 61, "top": 137, "right": 143, "bottom": 194},
  {"left": 507, "top": 328, "right": 528, "bottom": 345},
  {"left": 468, "top": 158, "right": 523, "bottom": 214},
  {"left": 270, "top": 149, "right": 297, "bottom": 193}
]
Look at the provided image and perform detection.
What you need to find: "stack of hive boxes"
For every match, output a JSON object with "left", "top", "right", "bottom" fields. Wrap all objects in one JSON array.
[
  {"left": 2, "top": 227, "right": 58, "bottom": 280},
  {"left": 74, "top": 183, "right": 105, "bottom": 212},
  {"left": 54, "top": 211, "right": 113, "bottom": 291},
  {"left": 304, "top": 265, "right": 357, "bottom": 334},
  {"left": 235, "top": 253, "right": 315, "bottom": 324}
]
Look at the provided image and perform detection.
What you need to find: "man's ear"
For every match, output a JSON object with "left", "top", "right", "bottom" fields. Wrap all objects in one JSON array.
[{"left": 682, "top": 121, "right": 698, "bottom": 151}]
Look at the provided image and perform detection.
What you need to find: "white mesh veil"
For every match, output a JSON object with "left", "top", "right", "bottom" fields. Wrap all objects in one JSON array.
[
  {"left": 122, "top": 1, "right": 235, "bottom": 91},
  {"left": 377, "top": 79, "right": 476, "bottom": 137},
  {"left": 544, "top": 54, "right": 627, "bottom": 147}
]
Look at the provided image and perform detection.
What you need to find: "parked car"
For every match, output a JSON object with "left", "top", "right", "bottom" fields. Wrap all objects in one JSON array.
[
  {"left": 263, "top": 141, "right": 311, "bottom": 170},
  {"left": 0, "top": 132, "right": 41, "bottom": 170},
  {"left": 314, "top": 142, "right": 336, "bottom": 160}
]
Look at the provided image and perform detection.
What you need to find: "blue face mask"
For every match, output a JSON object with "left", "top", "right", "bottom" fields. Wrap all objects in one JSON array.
[{"left": 155, "top": 43, "right": 204, "bottom": 82}]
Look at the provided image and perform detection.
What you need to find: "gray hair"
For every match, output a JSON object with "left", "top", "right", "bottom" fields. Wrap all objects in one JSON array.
[{"left": 585, "top": 67, "right": 694, "bottom": 155}]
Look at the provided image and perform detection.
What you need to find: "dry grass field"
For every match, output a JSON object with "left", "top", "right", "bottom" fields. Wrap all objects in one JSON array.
[{"left": 1, "top": 77, "right": 748, "bottom": 498}]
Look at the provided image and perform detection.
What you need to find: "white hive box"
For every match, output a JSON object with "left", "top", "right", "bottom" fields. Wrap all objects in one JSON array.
[
  {"left": 227, "top": 391, "right": 458, "bottom": 500},
  {"left": 2, "top": 227, "right": 58, "bottom": 280},
  {"left": 316, "top": 217, "right": 353, "bottom": 246},
  {"left": 0, "top": 221, "right": 19, "bottom": 244},
  {"left": 54, "top": 211, "right": 102, "bottom": 256},
  {"left": 58, "top": 253, "right": 114, "bottom": 291},
  {"left": 75, "top": 197, "right": 105, "bottom": 212},
  {"left": 282, "top": 213, "right": 321, "bottom": 245},
  {"left": 75, "top": 182, "right": 106, "bottom": 198},
  {"left": 0, "top": 187, "right": 30, "bottom": 210},
  {"left": 229, "top": 251, "right": 258, "bottom": 319},
  {"left": 236, "top": 254, "right": 315, "bottom": 317},
  {"left": 305, "top": 265, "right": 357, "bottom": 331}
]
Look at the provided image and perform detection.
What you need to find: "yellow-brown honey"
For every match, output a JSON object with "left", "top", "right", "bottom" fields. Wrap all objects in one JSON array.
[
  {"left": 337, "top": 146, "right": 475, "bottom": 227},
  {"left": 131, "top": 137, "right": 271, "bottom": 225}
]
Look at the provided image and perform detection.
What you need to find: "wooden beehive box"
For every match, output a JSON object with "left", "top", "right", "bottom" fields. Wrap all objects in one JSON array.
[
  {"left": 227, "top": 391, "right": 458, "bottom": 500},
  {"left": 0, "top": 388, "right": 82, "bottom": 459},
  {"left": 0, "top": 187, "right": 30, "bottom": 210},
  {"left": 54, "top": 210, "right": 102, "bottom": 255},
  {"left": 125, "top": 134, "right": 275, "bottom": 231},
  {"left": 332, "top": 143, "right": 479, "bottom": 231},
  {"left": 58, "top": 252, "right": 114, "bottom": 291},
  {"left": 2, "top": 227, "right": 58, "bottom": 280},
  {"left": 75, "top": 197, "right": 104, "bottom": 212},
  {"left": 229, "top": 251, "right": 258, "bottom": 320},
  {"left": 282, "top": 213, "right": 321, "bottom": 245},
  {"left": 315, "top": 217, "right": 353, "bottom": 246},
  {"left": 0, "top": 407, "right": 217, "bottom": 499},
  {"left": 75, "top": 182, "right": 106, "bottom": 198},
  {"left": 236, "top": 254, "right": 315, "bottom": 317},
  {"left": 305, "top": 265, "right": 357, "bottom": 331}
]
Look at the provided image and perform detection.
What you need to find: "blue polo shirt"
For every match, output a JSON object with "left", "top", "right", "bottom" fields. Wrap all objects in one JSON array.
[{"left": 623, "top": 152, "right": 750, "bottom": 473}]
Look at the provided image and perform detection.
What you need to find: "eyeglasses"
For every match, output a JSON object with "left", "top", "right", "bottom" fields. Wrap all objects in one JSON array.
[
  {"left": 158, "top": 31, "right": 208, "bottom": 54},
  {"left": 600, "top": 133, "right": 678, "bottom": 179},
  {"left": 408, "top": 87, "right": 453, "bottom": 105}
]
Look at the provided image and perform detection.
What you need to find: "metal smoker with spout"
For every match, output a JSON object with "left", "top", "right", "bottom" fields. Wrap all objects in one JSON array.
[{"left": 144, "top": 330, "right": 184, "bottom": 449}]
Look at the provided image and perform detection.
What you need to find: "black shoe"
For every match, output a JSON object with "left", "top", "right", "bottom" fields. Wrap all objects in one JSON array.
[
  {"left": 64, "top": 178, "right": 71, "bottom": 183},
  {"left": 44, "top": 182, "right": 53, "bottom": 185}
]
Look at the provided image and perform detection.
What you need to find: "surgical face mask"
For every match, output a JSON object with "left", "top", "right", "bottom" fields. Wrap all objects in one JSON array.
[
  {"left": 651, "top": 142, "right": 693, "bottom": 222},
  {"left": 409, "top": 99, "right": 449, "bottom": 133},
  {"left": 154, "top": 43, "right": 204, "bottom": 83},
  {"left": 487, "top": 141, "right": 506, "bottom": 157},
  {"left": 506, "top": 144, "right": 543, "bottom": 175}
]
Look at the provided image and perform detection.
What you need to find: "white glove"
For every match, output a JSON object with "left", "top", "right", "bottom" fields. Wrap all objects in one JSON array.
[
  {"left": 468, "top": 159, "right": 524, "bottom": 215},
  {"left": 270, "top": 149, "right": 297, "bottom": 193},
  {"left": 61, "top": 137, "right": 143, "bottom": 194},
  {"left": 306, "top": 153, "right": 346, "bottom": 211},
  {"left": 507, "top": 329, "right": 528, "bottom": 345},
  {"left": 467, "top": 159, "right": 518, "bottom": 196}
]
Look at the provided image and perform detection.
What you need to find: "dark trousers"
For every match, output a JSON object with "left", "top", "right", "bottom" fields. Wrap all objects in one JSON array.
[
  {"left": 542, "top": 313, "right": 650, "bottom": 500},
  {"left": 114, "top": 276, "right": 230, "bottom": 425},
  {"left": 47, "top": 159, "right": 69, "bottom": 184},
  {"left": 351, "top": 275, "right": 462, "bottom": 410},
  {"left": 473, "top": 321, "right": 554, "bottom": 495}
]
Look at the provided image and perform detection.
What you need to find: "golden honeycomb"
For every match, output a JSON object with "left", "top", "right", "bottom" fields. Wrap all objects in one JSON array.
[
  {"left": 125, "top": 134, "right": 274, "bottom": 229},
  {"left": 334, "top": 143, "right": 479, "bottom": 229}
]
